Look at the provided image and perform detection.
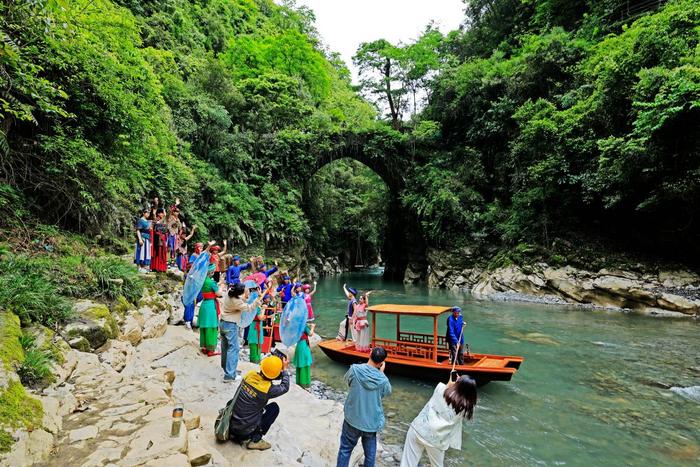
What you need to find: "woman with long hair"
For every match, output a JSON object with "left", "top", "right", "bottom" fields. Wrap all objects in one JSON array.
[{"left": 400, "top": 375, "right": 478, "bottom": 467}]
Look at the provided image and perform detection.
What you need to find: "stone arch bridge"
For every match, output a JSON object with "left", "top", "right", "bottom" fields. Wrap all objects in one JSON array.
[{"left": 308, "top": 131, "right": 427, "bottom": 281}]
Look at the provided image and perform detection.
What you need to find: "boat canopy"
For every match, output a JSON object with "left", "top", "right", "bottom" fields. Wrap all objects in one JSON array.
[{"left": 367, "top": 304, "right": 453, "bottom": 317}]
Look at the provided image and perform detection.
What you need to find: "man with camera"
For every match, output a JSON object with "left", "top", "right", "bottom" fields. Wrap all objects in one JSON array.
[
  {"left": 336, "top": 347, "right": 392, "bottom": 467},
  {"left": 228, "top": 352, "right": 290, "bottom": 450}
]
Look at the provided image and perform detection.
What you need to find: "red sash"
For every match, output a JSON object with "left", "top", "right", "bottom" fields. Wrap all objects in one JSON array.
[{"left": 201, "top": 292, "right": 220, "bottom": 317}]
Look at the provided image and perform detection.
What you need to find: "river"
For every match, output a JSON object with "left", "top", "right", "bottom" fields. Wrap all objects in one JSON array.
[{"left": 308, "top": 271, "right": 700, "bottom": 466}]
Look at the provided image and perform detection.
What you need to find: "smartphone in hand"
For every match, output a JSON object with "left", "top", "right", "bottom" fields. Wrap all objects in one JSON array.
[{"left": 450, "top": 370, "right": 458, "bottom": 382}]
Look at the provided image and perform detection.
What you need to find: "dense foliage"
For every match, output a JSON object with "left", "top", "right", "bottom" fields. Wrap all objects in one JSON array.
[
  {"left": 0, "top": 0, "right": 374, "bottom": 250},
  {"left": 2, "top": 0, "right": 699, "bottom": 269},
  {"left": 394, "top": 0, "right": 699, "bottom": 263}
]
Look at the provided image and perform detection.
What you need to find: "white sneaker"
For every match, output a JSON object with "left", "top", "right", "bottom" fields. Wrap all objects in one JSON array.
[{"left": 185, "top": 322, "right": 192, "bottom": 330}]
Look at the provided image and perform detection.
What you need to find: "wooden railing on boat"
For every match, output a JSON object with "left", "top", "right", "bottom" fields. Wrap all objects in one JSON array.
[
  {"left": 397, "top": 331, "right": 449, "bottom": 350},
  {"left": 372, "top": 338, "right": 436, "bottom": 361}
]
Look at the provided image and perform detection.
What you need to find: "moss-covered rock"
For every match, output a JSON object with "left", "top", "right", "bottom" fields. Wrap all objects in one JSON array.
[
  {"left": 62, "top": 300, "right": 119, "bottom": 350},
  {"left": 112, "top": 295, "right": 134, "bottom": 319},
  {"left": 25, "top": 324, "right": 68, "bottom": 366},
  {"left": 0, "top": 380, "right": 43, "bottom": 453},
  {"left": 0, "top": 312, "right": 24, "bottom": 373}
]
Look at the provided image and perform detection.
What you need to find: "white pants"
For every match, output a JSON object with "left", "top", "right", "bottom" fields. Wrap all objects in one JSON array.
[{"left": 400, "top": 426, "right": 445, "bottom": 467}]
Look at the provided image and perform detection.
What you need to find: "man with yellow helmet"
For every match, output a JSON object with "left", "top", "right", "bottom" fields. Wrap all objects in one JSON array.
[{"left": 228, "top": 354, "right": 290, "bottom": 450}]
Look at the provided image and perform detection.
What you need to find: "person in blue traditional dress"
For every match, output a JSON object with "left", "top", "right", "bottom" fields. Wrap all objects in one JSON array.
[
  {"left": 134, "top": 208, "right": 152, "bottom": 273},
  {"left": 276, "top": 275, "right": 294, "bottom": 308},
  {"left": 292, "top": 321, "right": 315, "bottom": 388},
  {"left": 199, "top": 263, "right": 221, "bottom": 357},
  {"left": 226, "top": 255, "right": 252, "bottom": 286}
]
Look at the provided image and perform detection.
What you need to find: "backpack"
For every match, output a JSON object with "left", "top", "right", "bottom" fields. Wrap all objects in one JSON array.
[{"left": 214, "top": 383, "right": 243, "bottom": 442}]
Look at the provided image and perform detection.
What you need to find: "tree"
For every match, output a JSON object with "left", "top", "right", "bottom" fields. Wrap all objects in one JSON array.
[{"left": 354, "top": 39, "right": 407, "bottom": 129}]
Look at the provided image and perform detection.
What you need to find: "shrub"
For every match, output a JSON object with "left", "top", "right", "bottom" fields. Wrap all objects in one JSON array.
[
  {"left": 0, "top": 262, "right": 72, "bottom": 327},
  {"left": 16, "top": 334, "right": 54, "bottom": 388},
  {"left": 84, "top": 256, "right": 144, "bottom": 303}
]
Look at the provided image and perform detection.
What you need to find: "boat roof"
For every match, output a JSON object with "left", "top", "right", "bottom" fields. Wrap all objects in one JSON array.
[{"left": 367, "top": 304, "right": 453, "bottom": 317}]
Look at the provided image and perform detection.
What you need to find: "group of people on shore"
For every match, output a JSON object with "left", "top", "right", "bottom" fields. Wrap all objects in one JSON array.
[{"left": 134, "top": 200, "right": 478, "bottom": 466}]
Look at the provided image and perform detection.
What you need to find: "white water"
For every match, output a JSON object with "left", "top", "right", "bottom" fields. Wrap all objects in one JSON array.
[{"left": 671, "top": 385, "right": 700, "bottom": 403}]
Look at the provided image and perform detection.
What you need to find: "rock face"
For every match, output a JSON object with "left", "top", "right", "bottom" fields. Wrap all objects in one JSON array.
[{"left": 449, "top": 261, "right": 700, "bottom": 316}]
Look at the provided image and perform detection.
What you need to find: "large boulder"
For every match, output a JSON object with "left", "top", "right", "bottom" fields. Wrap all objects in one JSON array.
[
  {"left": 657, "top": 293, "right": 700, "bottom": 314},
  {"left": 63, "top": 300, "right": 119, "bottom": 350}
]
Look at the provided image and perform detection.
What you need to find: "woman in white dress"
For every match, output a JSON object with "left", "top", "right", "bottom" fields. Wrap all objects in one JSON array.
[{"left": 400, "top": 375, "right": 477, "bottom": 467}]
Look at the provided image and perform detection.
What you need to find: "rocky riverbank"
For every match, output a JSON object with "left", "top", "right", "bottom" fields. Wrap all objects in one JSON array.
[
  {"left": 426, "top": 248, "right": 700, "bottom": 317},
  {"left": 1, "top": 272, "right": 401, "bottom": 466}
]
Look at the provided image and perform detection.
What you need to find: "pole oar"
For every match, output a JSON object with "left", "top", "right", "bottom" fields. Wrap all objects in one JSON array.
[{"left": 450, "top": 322, "right": 467, "bottom": 373}]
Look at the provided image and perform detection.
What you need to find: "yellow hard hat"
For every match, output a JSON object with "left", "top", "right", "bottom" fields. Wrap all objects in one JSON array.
[{"left": 260, "top": 355, "right": 283, "bottom": 380}]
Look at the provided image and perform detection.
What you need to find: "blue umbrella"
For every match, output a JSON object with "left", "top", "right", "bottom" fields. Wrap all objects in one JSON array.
[
  {"left": 240, "top": 290, "right": 260, "bottom": 328},
  {"left": 182, "top": 252, "right": 210, "bottom": 306},
  {"left": 280, "top": 296, "right": 308, "bottom": 347}
]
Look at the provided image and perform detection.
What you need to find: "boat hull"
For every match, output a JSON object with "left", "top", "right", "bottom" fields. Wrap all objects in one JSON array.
[{"left": 318, "top": 339, "right": 523, "bottom": 385}]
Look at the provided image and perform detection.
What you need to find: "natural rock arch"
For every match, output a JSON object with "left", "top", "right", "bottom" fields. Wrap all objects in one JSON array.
[{"left": 309, "top": 131, "right": 427, "bottom": 281}]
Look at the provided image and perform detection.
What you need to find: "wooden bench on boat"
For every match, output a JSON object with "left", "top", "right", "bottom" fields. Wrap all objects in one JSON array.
[{"left": 318, "top": 303, "right": 524, "bottom": 384}]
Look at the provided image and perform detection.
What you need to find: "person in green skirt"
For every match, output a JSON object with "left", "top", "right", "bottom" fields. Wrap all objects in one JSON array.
[
  {"left": 247, "top": 284, "right": 265, "bottom": 364},
  {"left": 292, "top": 322, "right": 315, "bottom": 388},
  {"left": 199, "top": 263, "right": 221, "bottom": 357}
]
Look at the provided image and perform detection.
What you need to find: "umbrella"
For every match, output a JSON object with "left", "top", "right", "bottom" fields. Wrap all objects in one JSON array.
[
  {"left": 243, "top": 272, "right": 267, "bottom": 286},
  {"left": 183, "top": 252, "right": 210, "bottom": 306},
  {"left": 239, "top": 290, "right": 260, "bottom": 328},
  {"left": 279, "top": 296, "right": 308, "bottom": 347}
]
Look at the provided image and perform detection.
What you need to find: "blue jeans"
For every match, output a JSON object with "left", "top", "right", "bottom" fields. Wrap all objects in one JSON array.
[
  {"left": 336, "top": 420, "right": 377, "bottom": 467},
  {"left": 220, "top": 321, "right": 240, "bottom": 380}
]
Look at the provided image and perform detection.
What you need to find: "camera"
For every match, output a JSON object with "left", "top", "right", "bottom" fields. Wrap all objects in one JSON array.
[
  {"left": 450, "top": 370, "right": 459, "bottom": 382},
  {"left": 271, "top": 348, "right": 287, "bottom": 362}
]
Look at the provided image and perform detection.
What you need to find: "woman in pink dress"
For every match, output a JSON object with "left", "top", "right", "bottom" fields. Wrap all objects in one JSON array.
[
  {"left": 302, "top": 282, "right": 317, "bottom": 322},
  {"left": 353, "top": 291, "right": 372, "bottom": 352}
]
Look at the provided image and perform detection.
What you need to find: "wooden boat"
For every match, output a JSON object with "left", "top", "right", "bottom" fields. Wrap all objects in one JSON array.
[{"left": 318, "top": 304, "right": 524, "bottom": 384}]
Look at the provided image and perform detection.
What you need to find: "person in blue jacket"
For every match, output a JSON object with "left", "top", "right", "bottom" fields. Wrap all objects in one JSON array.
[
  {"left": 276, "top": 275, "right": 293, "bottom": 307},
  {"left": 446, "top": 307, "right": 466, "bottom": 365},
  {"left": 226, "top": 255, "right": 252, "bottom": 286}
]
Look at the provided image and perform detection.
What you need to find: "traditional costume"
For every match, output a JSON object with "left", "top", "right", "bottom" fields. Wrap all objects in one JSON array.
[
  {"left": 210, "top": 246, "right": 222, "bottom": 283},
  {"left": 198, "top": 265, "right": 220, "bottom": 356},
  {"left": 353, "top": 301, "right": 370, "bottom": 352},
  {"left": 150, "top": 217, "right": 168, "bottom": 272},
  {"left": 248, "top": 305, "right": 264, "bottom": 364},
  {"left": 225, "top": 256, "right": 251, "bottom": 285},
  {"left": 166, "top": 210, "right": 181, "bottom": 267},
  {"left": 183, "top": 243, "right": 203, "bottom": 326},
  {"left": 134, "top": 217, "right": 151, "bottom": 268},
  {"left": 292, "top": 324, "right": 313, "bottom": 388}
]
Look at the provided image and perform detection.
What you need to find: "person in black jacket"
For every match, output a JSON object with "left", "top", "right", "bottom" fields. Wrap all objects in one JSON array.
[{"left": 229, "top": 355, "right": 290, "bottom": 450}]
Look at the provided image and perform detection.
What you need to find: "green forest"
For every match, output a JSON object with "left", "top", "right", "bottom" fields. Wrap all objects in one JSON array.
[{"left": 1, "top": 0, "right": 699, "bottom": 268}]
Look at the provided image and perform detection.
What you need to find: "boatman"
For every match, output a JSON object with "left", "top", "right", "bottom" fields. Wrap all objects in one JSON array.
[{"left": 446, "top": 307, "right": 466, "bottom": 365}]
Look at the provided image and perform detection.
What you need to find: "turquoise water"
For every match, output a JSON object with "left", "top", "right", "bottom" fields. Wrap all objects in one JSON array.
[{"left": 309, "top": 272, "right": 700, "bottom": 466}]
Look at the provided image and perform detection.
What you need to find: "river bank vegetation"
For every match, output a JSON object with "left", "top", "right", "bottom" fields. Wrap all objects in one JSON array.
[{"left": 3, "top": 0, "right": 698, "bottom": 271}]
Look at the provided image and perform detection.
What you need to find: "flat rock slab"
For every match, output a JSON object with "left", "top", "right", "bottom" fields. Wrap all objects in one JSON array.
[{"left": 69, "top": 425, "right": 98, "bottom": 442}]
